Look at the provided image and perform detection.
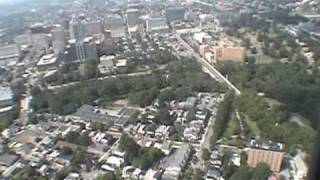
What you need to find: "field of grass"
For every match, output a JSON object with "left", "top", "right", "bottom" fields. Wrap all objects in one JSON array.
[
  {"left": 222, "top": 112, "right": 240, "bottom": 138},
  {"left": 242, "top": 113, "right": 261, "bottom": 138},
  {"left": 264, "top": 97, "right": 283, "bottom": 108}
]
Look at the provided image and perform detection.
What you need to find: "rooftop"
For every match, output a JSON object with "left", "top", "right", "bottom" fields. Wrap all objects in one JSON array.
[
  {"left": 73, "top": 104, "right": 119, "bottom": 124},
  {"left": 159, "top": 144, "right": 191, "bottom": 169},
  {"left": 37, "top": 54, "right": 57, "bottom": 66},
  {"left": 0, "top": 154, "right": 18, "bottom": 167},
  {"left": 247, "top": 148, "right": 285, "bottom": 172},
  {"left": 0, "top": 44, "right": 20, "bottom": 60},
  {"left": 0, "top": 86, "right": 14, "bottom": 102}
]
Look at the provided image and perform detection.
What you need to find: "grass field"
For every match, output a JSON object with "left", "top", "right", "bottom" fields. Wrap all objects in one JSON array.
[
  {"left": 223, "top": 112, "right": 240, "bottom": 138},
  {"left": 242, "top": 113, "right": 261, "bottom": 138}
]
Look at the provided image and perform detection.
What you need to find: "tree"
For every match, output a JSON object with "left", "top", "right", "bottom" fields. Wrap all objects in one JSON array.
[
  {"left": 154, "top": 108, "right": 175, "bottom": 125},
  {"left": 240, "top": 151, "right": 248, "bottom": 165},
  {"left": 210, "top": 91, "right": 235, "bottom": 148},
  {"left": 230, "top": 165, "right": 252, "bottom": 180},
  {"left": 252, "top": 162, "right": 270, "bottom": 180},
  {"left": 60, "top": 147, "right": 73, "bottom": 156},
  {"left": 202, "top": 148, "right": 210, "bottom": 161},
  {"left": 77, "top": 133, "right": 92, "bottom": 146},
  {"left": 96, "top": 173, "right": 117, "bottom": 180},
  {"left": 192, "top": 168, "right": 203, "bottom": 180},
  {"left": 186, "top": 108, "right": 197, "bottom": 122},
  {"left": 55, "top": 168, "right": 70, "bottom": 180},
  {"left": 251, "top": 47, "right": 257, "bottom": 54},
  {"left": 119, "top": 134, "right": 140, "bottom": 162},
  {"left": 132, "top": 148, "right": 164, "bottom": 170},
  {"left": 71, "top": 148, "right": 86, "bottom": 167},
  {"left": 65, "top": 131, "right": 79, "bottom": 143}
]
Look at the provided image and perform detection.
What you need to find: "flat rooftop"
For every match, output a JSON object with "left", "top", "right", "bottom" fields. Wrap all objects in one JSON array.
[
  {"left": 0, "top": 86, "right": 13, "bottom": 102},
  {"left": 0, "top": 44, "right": 19, "bottom": 59},
  {"left": 73, "top": 105, "right": 135, "bottom": 127},
  {"left": 37, "top": 54, "right": 57, "bottom": 66}
]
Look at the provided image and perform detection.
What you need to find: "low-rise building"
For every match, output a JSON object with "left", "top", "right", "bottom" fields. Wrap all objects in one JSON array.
[
  {"left": 206, "top": 168, "right": 222, "bottom": 180},
  {"left": 70, "top": 105, "right": 134, "bottom": 130},
  {"left": 0, "top": 44, "right": 20, "bottom": 66},
  {"left": 247, "top": 148, "right": 285, "bottom": 172},
  {"left": 160, "top": 144, "right": 191, "bottom": 180},
  {"left": 0, "top": 154, "right": 19, "bottom": 168},
  {"left": 37, "top": 54, "right": 58, "bottom": 71},
  {"left": 98, "top": 55, "right": 114, "bottom": 74},
  {"left": 0, "top": 86, "right": 15, "bottom": 113}
]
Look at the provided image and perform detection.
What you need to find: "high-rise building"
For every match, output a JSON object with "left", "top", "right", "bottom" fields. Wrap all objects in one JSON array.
[
  {"left": 165, "top": 6, "right": 185, "bottom": 22},
  {"left": 68, "top": 16, "right": 100, "bottom": 62},
  {"left": 104, "top": 14, "right": 125, "bottom": 38},
  {"left": 52, "top": 25, "right": 66, "bottom": 55},
  {"left": 126, "top": 9, "right": 140, "bottom": 26},
  {"left": 69, "top": 17, "right": 85, "bottom": 41},
  {"left": 65, "top": 37, "right": 98, "bottom": 62},
  {"left": 146, "top": 16, "right": 169, "bottom": 34},
  {"left": 83, "top": 21, "right": 103, "bottom": 37}
]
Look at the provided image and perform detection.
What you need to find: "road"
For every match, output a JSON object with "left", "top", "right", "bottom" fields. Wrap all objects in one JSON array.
[
  {"left": 174, "top": 33, "right": 243, "bottom": 170},
  {"left": 175, "top": 34, "right": 241, "bottom": 95}
]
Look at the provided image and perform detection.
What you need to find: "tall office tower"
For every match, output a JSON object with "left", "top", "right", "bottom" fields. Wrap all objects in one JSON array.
[
  {"left": 52, "top": 25, "right": 66, "bottom": 55},
  {"left": 146, "top": 16, "right": 169, "bottom": 34},
  {"left": 83, "top": 37, "right": 98, "bottom": 61},
  {"left": 165, "top": 6, "right": 186, "bottom": 22},
  {"left": 105, "top": 14, "right": 126, "bottom": 38},
  {"left": 83, "top": 21, "right": 103, "bottom": 37},
  {"left": 75, "top": 43, "right": 86, "bottom": 61},
  {"left": 126, "top": 9, "right": 140, "bottom": 26},
  {"left": 69, "top": 17, "right": 85, "bottom": 41},
  {"left": 65, "top": 37, "right": 97, "bottom": 62}
]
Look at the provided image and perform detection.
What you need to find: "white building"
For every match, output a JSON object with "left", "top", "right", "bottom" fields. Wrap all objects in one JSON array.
[
  {"left": 37, "top": 54, "right": 58, "bottom": 71},
  {"left": 0, "top": 86, "right": 14, "bottom": 113},
  {"left": 98, "top": 55, "right": 115, "bottom": 74}
]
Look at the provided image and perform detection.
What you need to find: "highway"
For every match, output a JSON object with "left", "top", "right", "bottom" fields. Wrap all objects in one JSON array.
[{"left": 175, "top": 34, "right": 241, "bottom": 95}]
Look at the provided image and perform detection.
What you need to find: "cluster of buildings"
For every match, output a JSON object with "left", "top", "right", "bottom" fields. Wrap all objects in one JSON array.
[{"left": 0, "top": 0, "right": 316, "bottom": 179}]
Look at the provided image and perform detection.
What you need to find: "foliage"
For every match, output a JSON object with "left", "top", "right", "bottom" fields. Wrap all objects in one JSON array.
[
  {"left": 119, "top": 134, "right": 164, "bottom": 170},
  {"left": 55, "top": 168, "right": 70, "bottom": 180},
  {"left": 60, "top": 146, "right": 73, "bottom": 156},
  {"left": 229, "top": 165, "right": 252, "bottom": 180},
  {"left": 236, "top": 90, "right": 315, "bottom": 152},
  {"left": 131, "top": 147, "right": 164, "bottom": 170},
  {"left": 31, "top": 59, "right": 226, "bottom": 116},
  {"left": 90, "top": 122, "right": 113, "bottom": 131},
  {"left": 217, "top": 61, "right": 320, "bottom": 128},
  {"left": 71, "top": 147, "right": 86, "bottom": 167},
  {"left": 0, "top": 113, "right": 16, "bottom": 131},
  {"left": 202, "top": 148, "right": 210, "bottom": 161},
  {"left": 129, "top": 87, "right": 159, "bottom": 107},
  {"left": 65, "top": 131, "right": 92, "bottom": 146},
  {"left": 169, "top": 123, "right": 184, "bottom": 141},
  {"left": 96, "top": 173, "right": 118, "bottom": 180},
  {"left": 210, "top": 91, "right": 235, "bottom": 149},
  {"left": 11, "top": 166, "right": 44, "bottom": 180},
  {"left": 153, "top": 107, "right": 176, "bottom": 125},
  {"left": 81, "top": 60, "right": 100, "bottom": 80},
  {"left": 252, "top": 163, "right": 271, "bottom": 180},
  {"left": 191, "top": 168, "right": 203, "bottom": 180}
]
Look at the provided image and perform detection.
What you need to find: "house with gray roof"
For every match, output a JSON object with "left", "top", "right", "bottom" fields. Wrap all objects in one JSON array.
[{"left": 159, "top": 144, "right": 191, "bottom": 180}]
